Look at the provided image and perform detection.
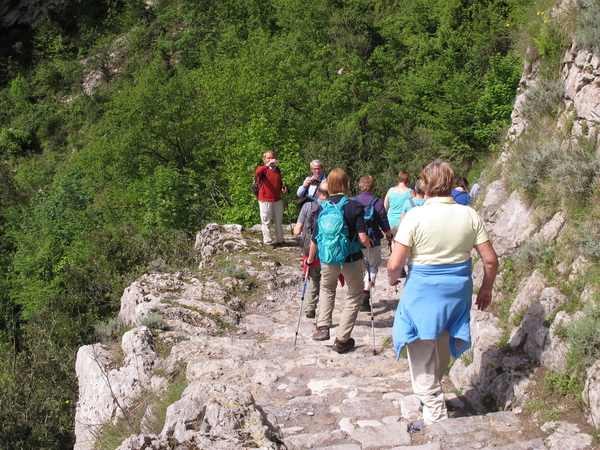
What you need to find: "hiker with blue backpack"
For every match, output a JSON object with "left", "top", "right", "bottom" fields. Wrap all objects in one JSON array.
[
  {"left": 305, "top": 168, "right": 373, "bottom": 354},
  {"left": 353, "top": 176, "right": 394, "bottom": 312}
]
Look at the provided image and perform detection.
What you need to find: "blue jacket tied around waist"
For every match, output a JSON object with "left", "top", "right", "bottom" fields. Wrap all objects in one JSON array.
[{"left": 393, "top": 260, "right": 473, "bottom": 359}]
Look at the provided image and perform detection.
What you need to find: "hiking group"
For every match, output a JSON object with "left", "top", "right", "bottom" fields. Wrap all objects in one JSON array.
[{"left": 254, "top": 154, "right": 499, "bottom": 433}]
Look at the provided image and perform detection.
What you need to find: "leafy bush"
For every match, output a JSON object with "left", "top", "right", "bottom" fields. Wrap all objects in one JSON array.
[
  {"left": 565, "top": 306, "right": 600, "bottom": 369},
  {"left": 543, "top": 370, "right": 584, "bottom": 396},
  {"left": 95, "top": 316, "right": 125, "bottom": 343},
  {"left": 511, "top": 139, "right": 561, "bottom": 189},
  {"left": 225, "top": 262, "right": 249, "bottom": 280},
  {"left": 580, "top": 222, "right": 600, "bottom": 261},
  {"left": 0, "top": 128, "right": 33, "bottom": 156},
  {"left": 514, "top": 240, "right": 555, "bottom": 270},
  {"left": 140, "top": 312, "right": 166, "bottom": 330},
  {"left": 519, "top": 78, "right": 564, "bottom": 119},
  {"left": 548, "top": 147, "right": 600, "bottom": 196},
  {"left": 575, "top": 0, "right": 600, "bottom": 55}
]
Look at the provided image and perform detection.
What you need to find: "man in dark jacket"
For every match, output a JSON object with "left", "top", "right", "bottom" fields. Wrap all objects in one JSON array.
[{"left": 355, "top": 176, "right": 394, "bottom": 312}]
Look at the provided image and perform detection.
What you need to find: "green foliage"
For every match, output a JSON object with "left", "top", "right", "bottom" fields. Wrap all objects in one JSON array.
[
  {"left": 95, "top": 316, "right": 125, "bottom": 343},
  {"left": 0, "top": 128, "right": 33, "bottom": 156},
  {"left": 575, "top": 0, "right": 600, "bottom": 55},
  {"left": 580, "top": 222, "right": 600, "bottom": 261},
  {"left": 0, "top": 0, "right": 557, "bottom": 445},
  {"left": 224, "top": 262, "right": 249, "bottom": 280},
  {"left": 519, "top": 78, "right": 565, "bottom": 119},
  {"left": 475, "top": 54, "right": 523, "bottom": 143},
  {"left": 565, "top": 306, "right": 600, "bottom": 370},
  {"left": 543, "top": 370, "right": 585, "bottom": 396},
  {"left": 140, "top": 312, "right": 166, "bottom": 330},
  {"left": 514, "top": 240, "right": 555, "bottom": 271}
]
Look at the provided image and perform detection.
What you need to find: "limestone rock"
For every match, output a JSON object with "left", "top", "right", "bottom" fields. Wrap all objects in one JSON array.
[
  {"left": 194, "top": 223, "right": 251, "bottom": 268},
  {"left": 160, "top": 381, "right": 281, "bottom": 448},
  {"left": 510, "top": 287, "right": 567, "bottom": 359},
  {"left": 508, "top": 270, "right": 547, "bottom": 334},
  {"left": 74, "top": 327, "right": 159, "bottom": 450},
  {"left": 491, "top": 190, "right": 538, "bottom": 257},
  {"left": 531, "top": 212, "right": 566, "bottom": 243},
  {"left": 482, "top": 179, "right": 509, "bottom": 223},
  {"left": 584, "top": 360, "right": 600, "bottom": 428}
]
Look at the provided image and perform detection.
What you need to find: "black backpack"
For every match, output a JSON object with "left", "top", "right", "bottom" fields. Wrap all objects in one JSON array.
[{"left": 300, "top": 201, "right": 320, "bottom": 256}]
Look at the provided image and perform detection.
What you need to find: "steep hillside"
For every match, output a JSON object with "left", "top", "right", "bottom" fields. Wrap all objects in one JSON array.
[{"left": 2, "top": 0, "right": 600, "bottom": 447}]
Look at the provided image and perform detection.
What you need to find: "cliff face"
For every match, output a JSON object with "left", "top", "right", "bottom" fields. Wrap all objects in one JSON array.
[{"left": 0, "top": 0, "right": 78, "bottom": 29}]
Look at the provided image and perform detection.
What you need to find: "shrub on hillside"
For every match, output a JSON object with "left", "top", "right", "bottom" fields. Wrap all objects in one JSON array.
[
  {"left": 511, "top": 140, "right": 561, "bottom": 189},
  {"left": 575, "top": 0, "right": 600, "bottom": 55},
  {"left": 565, "top": 306, "right": 600, "bottom": 369},
  {"left": 95, "top": 317, "right": 125, "bottom": 343},
  {"left": 580, "top": 222, "right": 600, "bottom": 261},
  {"left": 519, "top": 78, "right": 564, "bottom": 119},
  {"left": 140, "top": 312, "right": 166, "bottom": 330}
]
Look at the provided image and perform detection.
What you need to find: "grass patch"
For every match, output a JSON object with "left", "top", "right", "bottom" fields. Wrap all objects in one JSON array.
[
  {"left": 543, "top": 370, "right": 584, "bottom": 396},
  {"left": 382, "top": 335, "right": 393, "bottom": 349}
]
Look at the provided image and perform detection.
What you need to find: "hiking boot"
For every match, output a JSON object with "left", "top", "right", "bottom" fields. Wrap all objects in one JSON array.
[
  {"left": 275, "top": 241, "right": 286, "bottom": 248},
  {"left": 360, "top": 291, "right": 371, "bottom": 312},
  {"left": 312, "top": 326, "right": 330, "bottom": 341},
  {"left": 332, "top": 337, "right": 355, "bottom": 353},
  {"left": 305, "top": 310, "right": 316, "bottom": 319},
  {"left": 409, "top": 420, "right": 425, "bottom": 433}
]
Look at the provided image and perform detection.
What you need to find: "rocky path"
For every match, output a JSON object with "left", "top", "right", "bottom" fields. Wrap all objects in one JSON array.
[
  {"left": 77, "top": 224, "right": 594, "bottom": 450},
  {"left": 199, "top": 243, "right": 573, "bottom": 450}
]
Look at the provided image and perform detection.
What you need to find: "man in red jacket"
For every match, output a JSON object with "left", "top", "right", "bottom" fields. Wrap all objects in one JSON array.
[{"left": 255, "top": 151, "right": 288, "bottom": 248}]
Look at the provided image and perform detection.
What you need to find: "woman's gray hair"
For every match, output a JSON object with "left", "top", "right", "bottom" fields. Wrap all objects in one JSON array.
[{"left": 310, "top": 159, "right": 323, "bottom": 168}]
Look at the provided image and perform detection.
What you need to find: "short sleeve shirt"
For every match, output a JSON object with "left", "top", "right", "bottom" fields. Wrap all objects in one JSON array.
[{"left": 396, "top": 197, "right": 489, "bottom": 265}]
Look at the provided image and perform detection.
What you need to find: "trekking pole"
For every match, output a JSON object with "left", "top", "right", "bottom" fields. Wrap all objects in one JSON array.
[
  {"left": 367, "top": 247, "right": 376, "bottom": 355},
  {"left": 283, "top": 190, "right": 293, "bottom": 233},
  {"left": 388, "top": 239, "right": 398, "bottom": 295},
  {"left": 293, "top": 269, "right": 310, "bottom": 349}
]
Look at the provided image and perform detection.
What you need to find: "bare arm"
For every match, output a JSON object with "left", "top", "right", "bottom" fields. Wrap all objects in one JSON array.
[
  {"left": 473, "top": 240, "right": 499, "bottom": 311},
  {"left": 306, "top": 241, "right": 318, "bottom": 265},
  {"left": 387, "top": 242, "right": 412, "bottom": 286},
  {"left": 384, "top": 191, "right": 390, "bottom": 210},
  {"left": 293, "top": 222, "right": 303, "bottom": 236},
  {"left": 359, "top": 232, "right": 373, "bottom": 248}
]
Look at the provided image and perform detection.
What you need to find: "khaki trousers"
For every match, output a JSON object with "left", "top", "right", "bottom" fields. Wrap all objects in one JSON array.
[
  {"left": 303, "top": 266, "right": 321, "bottom": 312},
  {"left": 406, "top": 330, "right": 451, "bottom": 425},
  {"left": 258, "top": 200, "right": 284, "bottom": 245},
  {"left": 316, "top": 261, "right": 364, "bottom": 342}
]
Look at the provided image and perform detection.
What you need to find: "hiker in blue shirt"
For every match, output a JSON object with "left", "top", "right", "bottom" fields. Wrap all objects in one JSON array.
[
  {"left": 354, "top": 175, "right": 393, "bottom": 312},
  {"left": 306, "top": 168, "right": 372, "bottom": 354},
  {"left": 451, "top": 177, "right": 471, "bottom": 205}
]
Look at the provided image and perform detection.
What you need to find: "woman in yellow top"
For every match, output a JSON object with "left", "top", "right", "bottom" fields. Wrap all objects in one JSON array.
[{"left": 387, "top": 160, "right": 498, "bottom": 433}]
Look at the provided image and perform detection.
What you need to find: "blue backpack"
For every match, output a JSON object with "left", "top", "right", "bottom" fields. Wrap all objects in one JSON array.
[{"left": 316, "top": 197, "right": 361, "bottom": 267}]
